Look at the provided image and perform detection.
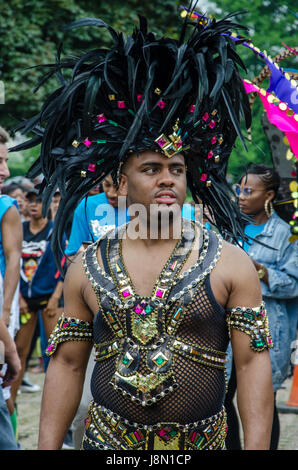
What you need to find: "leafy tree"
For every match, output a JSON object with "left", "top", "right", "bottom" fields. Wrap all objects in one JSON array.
[{"left": 0, "top": 0, "right": 181, "bottom": 175}]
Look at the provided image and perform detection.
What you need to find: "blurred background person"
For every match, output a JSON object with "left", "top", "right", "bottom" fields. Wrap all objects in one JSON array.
[
  {"left": 49, "top": 189, "right": 61, "bottom": 222},
  {"left": 225, "top": 164, "right": 298, "bottom": 450},
  {"left": 10, "top": 187, "right": 65, "bottom": 404},
  {"left": 65, "top": 174, "right": 129, "bottom": 259},
  {"left": 0, "top": 125, "right": 23, "bottom": 441},
  {"left": 1, "top": 182, "right": 29, "bottom": 221}
]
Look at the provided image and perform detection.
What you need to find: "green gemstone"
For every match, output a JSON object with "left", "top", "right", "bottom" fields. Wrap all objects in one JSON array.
[
  {"left": 243, "top": 312, "right": 254, "bottom": 320},
  {"left": 254, "top": 338, "right": 264, "bottom": 348},
  {"left": 155, "top": 357, "right": 165, "bottom": 365},
  {"left": 145, "top": 305, "right": 152, "bottom": 313}
]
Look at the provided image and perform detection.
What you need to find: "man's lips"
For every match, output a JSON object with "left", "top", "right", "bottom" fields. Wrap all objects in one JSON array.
[{"left": 155, "top": 191, "right": 177, "bottom": 204}]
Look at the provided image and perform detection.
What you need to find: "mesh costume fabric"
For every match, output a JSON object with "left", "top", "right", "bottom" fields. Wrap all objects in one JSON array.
[{"left": 83, "top": 221, "right": 229, "bottom": 425}]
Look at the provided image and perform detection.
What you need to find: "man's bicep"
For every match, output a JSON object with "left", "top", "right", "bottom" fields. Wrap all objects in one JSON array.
[
  {"left": 63, "top": 255, "right": 94, "bottom": 321},
  {"left": 226, "top": 248, "right": 262, "bottom": 309}
]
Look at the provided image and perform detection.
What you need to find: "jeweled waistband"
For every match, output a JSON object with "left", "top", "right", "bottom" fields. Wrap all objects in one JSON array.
[{"left": 81, "top": 401, "right": 227, "bottom": 451}]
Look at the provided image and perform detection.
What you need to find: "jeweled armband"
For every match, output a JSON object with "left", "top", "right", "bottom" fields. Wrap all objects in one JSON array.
[
  {"left": 46, "top": 315, "right": 93, "bottom": 357},
  {"left": 226, "top": 302, "right": 273, "bottom": 352}
]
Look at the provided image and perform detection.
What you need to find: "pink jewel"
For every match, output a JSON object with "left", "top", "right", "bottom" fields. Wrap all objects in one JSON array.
[
  {"left": 122, "top": 290, "right": 131, "bottom": 298},
  {"left": 157, "top": 100, "right": 166, "bottom": 109},
  {"left": 47, "top": 345, "right": 54, "bottom": 351},
  {"left": 202, "top": 112, "right": 209, "bottom": 121},
  {"left": 209, "top": 120, "right": 216, "bottom": 129},
  {"left": 97, "top": 113, "right": 106, "bottom": 123},
  {"left": 157, "top": 137, "right": 167, "bottom": 147},
  {"left": 158, "top": 429, "right": 167, "bottom": 437},
  {"left": 137, "top": 94, "right": 143, "bottom": 102},
  {"left": 118, "top": 101, "right": 126, "bottom": 109},
  {"left": 170, "top": 261, "right": 177, "bottom": 271},
  {"left": 88, "top": 163, "right": 96, "bottom": 172},
  {"left": 190, "top": 105, "right": 196, "bottom": 113},
  {"left": 200, "top": 173, "right": 208, "bottom": 181},
  {"left": 155, "top": 289, "right": 164, "bottom": 298},
  {"left": 208, "top": 151, "right": 213, "bottom": 159},
  {"left": 211, "top": 136, "right": 217, "bottom": 145},
  {"left": 268, "top": 338, "right": 272, "bottom": 345},
  {"left": 62, "top": 322, "right": 69, "bottom": 327},
  {"left": 83, "top": 138, "right": 92, "bottom": 147}
]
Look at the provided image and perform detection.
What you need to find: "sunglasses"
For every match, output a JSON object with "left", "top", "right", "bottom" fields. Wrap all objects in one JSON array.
[{"left": 235, "top": 185, "right": 267, "bottom": 197}]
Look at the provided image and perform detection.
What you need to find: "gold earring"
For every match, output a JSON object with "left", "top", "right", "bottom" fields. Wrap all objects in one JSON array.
[{"left": 264, "top": 199, "right": 273, "bottom": 218}]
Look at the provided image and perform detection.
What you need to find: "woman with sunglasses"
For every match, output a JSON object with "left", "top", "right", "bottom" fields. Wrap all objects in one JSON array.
[{"left": 225, "top": 164, "right": 298, "bottom": 450}]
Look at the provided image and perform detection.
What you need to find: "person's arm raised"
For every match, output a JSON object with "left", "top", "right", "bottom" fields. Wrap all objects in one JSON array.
[
  {"left": 225, "top": 243, "right": 274, "bottom": 450},
  {"left": 38, "top": 253, "right": 94, "bottom": 450}
]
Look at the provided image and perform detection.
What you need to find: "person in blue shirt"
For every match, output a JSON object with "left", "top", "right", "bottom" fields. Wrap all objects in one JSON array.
[
  {"left": 65, "top": 175, "right": 129, "bottom": 257},
  {"left": 0, "top": 125, "right": 23, "bottom": 447},
  {"left": 225, "top": 164, "right": 298, "bottom": 450}
]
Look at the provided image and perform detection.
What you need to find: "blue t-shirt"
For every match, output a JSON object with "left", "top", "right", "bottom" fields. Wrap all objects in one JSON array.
[
  {"left": 65, "top": 193, "right": 196, "bottom": 256},
  {"left": 65, "top": 193, "right": 129, "bottom": 255},
  {"left": 242, "top": 223, "right": 266, "bottom": 253},
  {"left": 0, "top": 195, "right": 18, "bottom": 278}
]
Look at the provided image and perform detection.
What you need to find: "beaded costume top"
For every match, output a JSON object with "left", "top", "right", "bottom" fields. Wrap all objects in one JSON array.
[{"left": 82, "top": 220, "right": 230, "bottom": 424}]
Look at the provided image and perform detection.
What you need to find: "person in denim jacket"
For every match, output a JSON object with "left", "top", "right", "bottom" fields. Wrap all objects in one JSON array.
[{"left": 225, "top": 164, "right": 298, "bottom": 450}]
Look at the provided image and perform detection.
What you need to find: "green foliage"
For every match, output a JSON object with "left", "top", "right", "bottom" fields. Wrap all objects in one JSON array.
[{"left": 0, "top": 0, "right": 181, "bottom": 175}]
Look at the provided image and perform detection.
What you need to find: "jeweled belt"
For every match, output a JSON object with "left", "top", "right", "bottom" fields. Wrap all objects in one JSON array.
[{"left": 81, "top": 401, "right": 227, "bottom": 451}]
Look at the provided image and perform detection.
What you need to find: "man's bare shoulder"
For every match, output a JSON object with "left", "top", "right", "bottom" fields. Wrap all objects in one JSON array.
[
  {"left": 64, "top": 252, "right": 87, "bottom": 290},
  {"left": 220, "top": 239, "right": 262, "bottom": 308},
  {"left": 221, "top": 239, "right": 255, "bottom": 273}
]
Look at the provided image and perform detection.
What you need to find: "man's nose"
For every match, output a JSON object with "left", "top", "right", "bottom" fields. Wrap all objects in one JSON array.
[{"left": 157, "top": 168, "right": 175, "bottom": 186}]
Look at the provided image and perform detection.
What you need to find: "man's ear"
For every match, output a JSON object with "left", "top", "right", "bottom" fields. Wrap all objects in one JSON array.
[{"left": 118, "top": 173, "right": 128, "bottom": 197}]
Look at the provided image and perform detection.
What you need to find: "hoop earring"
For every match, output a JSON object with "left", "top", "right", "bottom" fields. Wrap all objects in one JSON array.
[{"left": 264, "top": 199, "right": 274, "bottom": 218}]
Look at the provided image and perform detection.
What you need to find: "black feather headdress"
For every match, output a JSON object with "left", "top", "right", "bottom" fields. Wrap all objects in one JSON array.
[{"left": 11, "top": 9, "right": 252, "bottom": 264}]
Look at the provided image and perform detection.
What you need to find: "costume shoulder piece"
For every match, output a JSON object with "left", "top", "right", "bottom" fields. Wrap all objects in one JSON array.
[{"left": 226, "top": 302, "right": 273, "bottom": 352}]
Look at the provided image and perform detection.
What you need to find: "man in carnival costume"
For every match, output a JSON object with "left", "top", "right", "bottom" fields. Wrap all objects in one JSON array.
[{"left": 12, "top": 6, "right": 275, "bottom": 450}]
